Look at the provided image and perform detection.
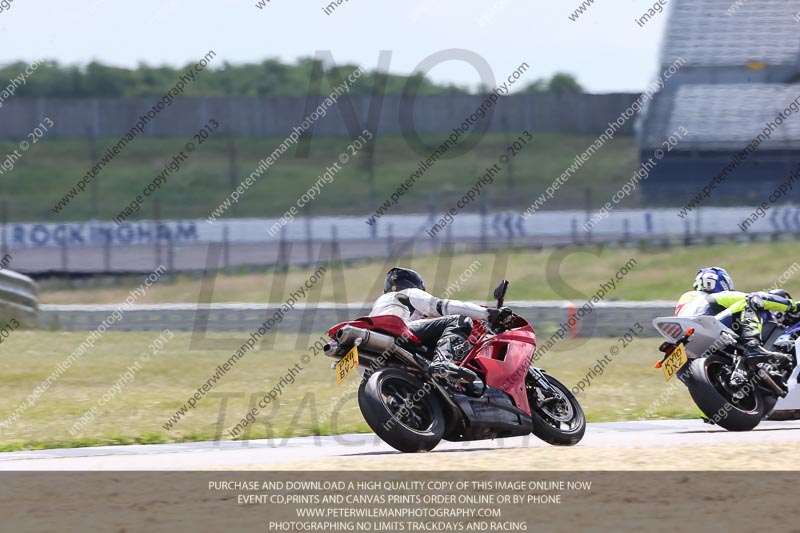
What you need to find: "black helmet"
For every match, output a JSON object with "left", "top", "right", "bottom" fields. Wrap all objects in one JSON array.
[{"left": 384, "top": 267, "right": 425, "bottom": 293}]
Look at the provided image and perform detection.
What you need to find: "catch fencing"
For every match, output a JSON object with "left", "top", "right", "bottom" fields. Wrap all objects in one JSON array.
[{"left": 0, "top": 93, "right": 639, "bottom": 139}]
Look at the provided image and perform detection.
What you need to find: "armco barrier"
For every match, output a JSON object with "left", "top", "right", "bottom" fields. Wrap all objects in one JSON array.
[
  {"left": 0, "top": 270, "right": 38, "bottom": 325},
  {"left": 37, "top": 301, "right": 677, "bottom": 336}
]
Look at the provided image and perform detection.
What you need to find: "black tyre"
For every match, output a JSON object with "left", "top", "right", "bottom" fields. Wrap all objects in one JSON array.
[
  {"left": 358, "top": 368, "right": 445, "bottom": 453},
  {"left": 763, "top": 394, "right": 779, "bottom": 418},
  {"left": 684, "top": 356, "right": 765, "bottom": 431},
  {"left": 527, "top": 371, "right": 586, "bottom": 446}
]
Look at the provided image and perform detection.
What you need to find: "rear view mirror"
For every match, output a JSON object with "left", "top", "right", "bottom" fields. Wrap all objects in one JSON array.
[{"left": 493, "top": 280, "right": 509, "bottom": 302}]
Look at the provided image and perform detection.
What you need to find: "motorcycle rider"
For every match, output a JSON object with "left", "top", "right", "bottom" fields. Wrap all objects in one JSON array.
[
  {"left": 680, "top": 266, "right": 798, "bottom": 364},
  {"left": 369, "top": 267, "right": 511, "bottom": 380}
]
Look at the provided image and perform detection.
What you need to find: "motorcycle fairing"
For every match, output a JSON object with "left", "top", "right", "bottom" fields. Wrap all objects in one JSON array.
[
  {"left": 789, "top": 338, "right": 800, "bottom": 393},
  {"left": 652, "top": 315, "right": 736, "bottom": 358},
  {"left": 784, "top": 322, "right": 800, "bottom": 337},
  {"left": 446, "top": 388, "right": 533, "bottom": 441},
  {"left": 468, "top": 330, "right": 536, "bottom": 415},
  {"left": 328, "top": 315, "right": 421, "bottom": 344},
  {"left": 773, "top": 326, "right": 800, "bottom": 393}
]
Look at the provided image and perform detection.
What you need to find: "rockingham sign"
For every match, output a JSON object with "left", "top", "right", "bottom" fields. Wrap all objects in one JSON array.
[
  {"left": 5, "top": 221, "right": 199, "bottom": 248},
  {"left": 3, "top": 203, "right": 796, "bottom": 250}
]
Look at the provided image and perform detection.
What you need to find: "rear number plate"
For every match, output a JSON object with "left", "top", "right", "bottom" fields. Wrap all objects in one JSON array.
[
  {"left": 335, "top": 346, "right": 359, "bottom": 384},
  {"left": 662, "top": 343, "right": 688, "bottom": 381}
]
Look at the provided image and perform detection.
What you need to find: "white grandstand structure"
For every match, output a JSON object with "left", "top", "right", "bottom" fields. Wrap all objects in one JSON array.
[{"left": 639, "top": 0, "right": 800, "bottom": 202}]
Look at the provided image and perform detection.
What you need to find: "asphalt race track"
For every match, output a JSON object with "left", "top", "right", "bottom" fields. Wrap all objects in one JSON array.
[{"left": 2, "top": 419, "right": 799, "bottom": 471}]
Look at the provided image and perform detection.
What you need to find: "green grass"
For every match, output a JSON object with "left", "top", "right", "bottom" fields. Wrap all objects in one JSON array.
[
  {"left": 39, "top": 240, "right": 800, "bottom": 305},
  {"left": 0, "top": 331, "right": 699, "bottom": 451},
  {"left": 3, "top": 133, "right": 637, "bottom": 222},
  {"left": 22, "top": 240, "right": 799, "bottom": 451}
]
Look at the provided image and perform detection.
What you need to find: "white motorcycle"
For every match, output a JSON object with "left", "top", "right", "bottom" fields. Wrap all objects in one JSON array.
[{"left": 652, "top": 297, "right": 800, "bottom": 431}]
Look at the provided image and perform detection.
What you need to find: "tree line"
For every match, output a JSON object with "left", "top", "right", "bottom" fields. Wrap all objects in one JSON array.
[{"left": 0, "top": 58, "right": 583, "bottom": 98}]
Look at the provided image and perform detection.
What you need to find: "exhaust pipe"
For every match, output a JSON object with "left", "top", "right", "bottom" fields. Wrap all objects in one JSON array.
[
  {"left": 756, "top": 367, "right": 787, "bottom": 397},
  {"left": 323, "top": 341, "right": 339, "bottom": 358},
  {"left": 335, "top": 325, "right": 424, "bottom": 372},
  {"left": 336, "top": 326, "right": 397, "bottom": 353}
]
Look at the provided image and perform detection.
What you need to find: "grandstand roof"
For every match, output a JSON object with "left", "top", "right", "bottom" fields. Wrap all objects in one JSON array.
[
  {"left": 640, "top": 84, "right": 800, "bottom": 151},
  {"left": 662, "top": 0, "right": 800, "bottom": 69}
]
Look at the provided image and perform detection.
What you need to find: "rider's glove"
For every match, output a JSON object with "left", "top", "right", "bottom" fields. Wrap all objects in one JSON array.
[
  {"left": 747, "top": 292, "right": 765, "bottom": 311},
  {"left": 789, "top": 299, "right": 799, "bottom": 313},
  {"left": 487, "top": 307, "right": 513, "bottom": 327}
]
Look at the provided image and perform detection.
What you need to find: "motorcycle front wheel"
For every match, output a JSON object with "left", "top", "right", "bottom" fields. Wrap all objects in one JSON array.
[
  {"left": 526, "top": 370, "right": 586, "bottom": 446},
  {"left": 358, "top": 368, "right": 445, "bottom": 453}
]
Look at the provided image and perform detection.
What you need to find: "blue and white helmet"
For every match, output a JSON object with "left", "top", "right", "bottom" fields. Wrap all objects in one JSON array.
[{"left": 693, "top": 267, "right": 734, "bottom": 294}]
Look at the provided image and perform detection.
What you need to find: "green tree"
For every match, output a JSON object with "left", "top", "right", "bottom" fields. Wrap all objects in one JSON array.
[
  {"left": 521, "top": 72, "right": 583, "bottom": 94},
  {"left": 548, "top": 73, "right": 583, "bottom": 93},
  {"left": 0, "top": 58, "right": 478, "bottom": 99}
]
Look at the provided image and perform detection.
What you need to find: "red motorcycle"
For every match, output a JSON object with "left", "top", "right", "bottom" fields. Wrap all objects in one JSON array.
[{"left": 324, "top": 280, "right": 585, "bottom": 453}]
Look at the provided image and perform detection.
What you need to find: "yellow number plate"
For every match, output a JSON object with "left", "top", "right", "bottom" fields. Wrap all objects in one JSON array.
[
  {"left": 335, "top": 346, "right": 359, "bottom": 384},
  {"left": 662, "top": 343, "right": 688, "bottom": 381}
]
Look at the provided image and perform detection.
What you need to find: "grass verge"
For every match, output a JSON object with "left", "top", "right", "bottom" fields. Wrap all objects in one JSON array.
[
  {"left": 39, "top": 240, "right": 800, "bottom": 305},
  {"left": 0, "top": 331, "right": 698, "bottom": 451},
  {"left": 3, "top": 133, "right": 636, "bottom": 222}
]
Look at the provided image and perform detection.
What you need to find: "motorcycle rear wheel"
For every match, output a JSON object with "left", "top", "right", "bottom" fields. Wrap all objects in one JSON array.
[
  {"left": 684, "top": 356, "right": 765, "bottom": 431},
  {"left": 527, "top": 371, "right": 585, "bottom": 446},
  {"left": 358, "top": 368, "right": 445, "bottom": 453}
]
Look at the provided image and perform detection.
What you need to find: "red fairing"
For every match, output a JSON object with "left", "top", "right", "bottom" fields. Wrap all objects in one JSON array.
[
  {"left": 328, "top": 315, "right": 421, "bottom": 344},
  {"left": 467, "top": 320, "right": 487, "bottom": 344},
  {"left": 468, "top": 330, "right": 537, "bottom": 415}
]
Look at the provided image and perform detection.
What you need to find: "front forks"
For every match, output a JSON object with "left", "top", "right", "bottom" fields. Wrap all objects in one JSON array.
[
  {"left": 528, "top": 368, "right": 558, "bottom": 404},
  {"left": 529, "top": 368, "right": 554, "bottom": 391}
]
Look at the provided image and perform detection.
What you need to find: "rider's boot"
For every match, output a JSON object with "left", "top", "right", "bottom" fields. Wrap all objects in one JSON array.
[
  {"left": 744, "top": 340, "right": 791, "bottom": 367},
  {"left": 428, "top": 348, "right": 478, "bottom": 383}
]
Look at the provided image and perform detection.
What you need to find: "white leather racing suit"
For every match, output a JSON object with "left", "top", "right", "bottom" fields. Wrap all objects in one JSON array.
[
  {"left": 369, "top": 288, "right": 488, "bottom": 363},
  {"left": 369, "top": 288, "right": 489, "bottom": 323}
]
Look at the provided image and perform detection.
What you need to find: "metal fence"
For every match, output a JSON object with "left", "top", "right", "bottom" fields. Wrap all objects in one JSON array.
[{"left": 0, "top": 93, "right": 639, "bottom": 139}]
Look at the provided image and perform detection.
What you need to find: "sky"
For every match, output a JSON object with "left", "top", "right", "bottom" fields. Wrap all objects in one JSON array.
[{"left": 0, "top": 0, "right": 669, "bottom": 93}]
